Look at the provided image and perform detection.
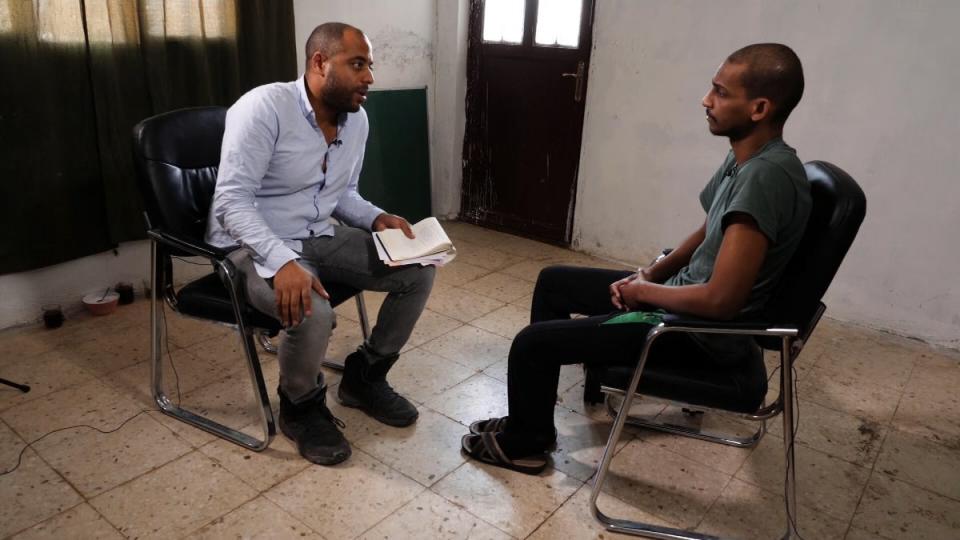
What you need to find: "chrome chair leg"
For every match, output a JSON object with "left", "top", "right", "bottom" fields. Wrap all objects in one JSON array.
[
  {"left": 602, "top": 389, "right": 766, "bottom": 448},
  {"left": 150, "top": 241, "right": 275, "bottom": 451}
]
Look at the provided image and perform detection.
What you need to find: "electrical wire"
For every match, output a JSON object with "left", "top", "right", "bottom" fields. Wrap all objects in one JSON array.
[{"left": 1, "top": 298, "right": 184, "bottom": 476}]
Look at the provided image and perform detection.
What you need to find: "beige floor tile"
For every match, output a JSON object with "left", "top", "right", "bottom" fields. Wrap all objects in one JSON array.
[
  {"left": 481, "top": 234, "right": 572, "bottom": 261},
  {"left": 265, "top": 450, "right": 423, "bottom": 540},
  {"left": 98, "top": 346, "right": 202, "bottom": 407},
  {"left": 32, "top": 413, "right": 193, "bottom": 498},
  {"left": 892, "top": 359, "right": 960, "bottom": 445},
  {"left": 470, "top": 304, "right": 530, "bottom": 340},
  {"left": 797, "top": 365, "right": 903, "bottom": 424},
  {"left": 425, "top": 284, "right": 506, "bottom": 323},
  {"left": 874, "top": 427, "right": 960, "bottom": 500},
  {"left": 185, "top": 496, "right": 322, "bottom": 539},
  {"left": 844, "top": 527, "right": 892, "bottom": 540},
  {"left": 557, "top": 381, "right": 666, "bottom": 424},
  {"left": 529, "top": 482, "right": 677, "bottom": 539},
  {"left": 696, "top": 477, "right": 847, "bottom": 539},
  {"left": 68, "top": 325, "right": 152, "bottom": 376},
  {"left": 90, "top": 451, "right": 256, "bottom": 540},
  {"left": 0, "top": 348, "right": 97, "bottom": 412},
  {"left": 432, "top": 462, "right": 581, "bottom": 538},
  {"left": 161, "top": 309, "right": 234, "bottom": 348},
  {"left": 552, "top": 406, "right": 634, "bottom": 482},
  {"left": 766, "top": 398, "right": 887, "bottom": 467},
  {"left": 360, "top": 485, "right": 511, "bottom": 540},
  {"left": 735, "top": 437, "right": 871, "bottom": 522},
  {"left": 11, "top": 503, "right": 123, "bottom": 540},
  {"left": 168, "top": 366, "right": 281, "bottom": 442},
  {"left": 424, "top": 373, "right": 509, "bottom": 427},
  {"left": 851, "top": 472, "right": 960, "bottom": 540},
  {"left": 460, "top": 272, "right": 536, "bottom": 303},
  {"left": 402, "top": 310, "right": 462, "bottom": 351},
  {"left": 385, "top": 347, "right": 477, "bottom": 405},
  {"left": 0, "top": 323, "right": 85, "bottom": 362},
  {"left": 453, "top": 240, "right": 527, "bottom": 271},
  {"left": 198, "top": 428, "right": 310, "bottom": 492},
  {"left": 351, "top": 408, "right": 466, "bottom": 486},
  {"left": 509, "top": 292, "right": 534, "bottom": 312},
  {"left": 433, "top": 261, "right": 492, "bottom": 288},
  {"left": 642, "top": 407, "right": 759, "bottom": 476},
  {"left": 1, "top": 378, "right": 144, "bottom": 441},
  {"left": 442, "top": 220, "right": 513, "bottom": 247},
  {"left": 419, "top": 324, "right": 512, "bottom": 372},
  {"left": 600, "top": 438, "right": 731, "bottom": 528},
  {"left": 500, "top": 259, "right": 551, "bottom": 283},
  {"left": 323, "top": 317, "right": 365, "bottom": 372},
  {"left": 0, "top": 422, "right": 84, "bottom": 538},
  {"left": 813, "top": 333, "right": 918, "bottom": 393}
]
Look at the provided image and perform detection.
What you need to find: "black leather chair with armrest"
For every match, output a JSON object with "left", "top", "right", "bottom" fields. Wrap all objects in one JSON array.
[
  {"left": 586, "top": 161, "right": 866, "bottom": 539},
  {"left": 132, "top": 106, "right": 370, "bottom": 451}
]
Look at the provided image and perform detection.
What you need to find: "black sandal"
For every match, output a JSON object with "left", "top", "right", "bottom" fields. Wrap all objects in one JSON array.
[
  {"left": 469, "top": 416, "right": 510, "bottom": 435},
  {"left": 461, "top": 432, "right": 548, "bottom": 475},
  {"left": 469, "top": 417, "right": 559, "bottom": 450}
]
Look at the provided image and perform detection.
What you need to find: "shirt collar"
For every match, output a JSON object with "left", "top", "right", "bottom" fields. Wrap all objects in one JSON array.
[{"left": 297, "top": 76, "right": 349, "bottom": 128}]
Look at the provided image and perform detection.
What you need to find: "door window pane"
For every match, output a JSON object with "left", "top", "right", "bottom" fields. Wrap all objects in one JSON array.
[
  {"left": 483, "top": 0, "right": 524, "bottom": 44},
  {"left": 535, "top": 0, "right": 581, "bottom": 47}
]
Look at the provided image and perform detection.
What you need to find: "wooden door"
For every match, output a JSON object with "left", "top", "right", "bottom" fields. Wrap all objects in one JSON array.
[{"left": 461, "top": 0, "right": 595, "bottom": 245}]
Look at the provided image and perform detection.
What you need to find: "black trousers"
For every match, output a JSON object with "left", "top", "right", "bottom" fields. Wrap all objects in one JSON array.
[{"left": 504, "top": 265, "right": 709, "bottom": 446}]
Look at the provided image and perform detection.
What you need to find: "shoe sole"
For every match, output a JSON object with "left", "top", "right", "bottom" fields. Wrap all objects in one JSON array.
[
  {"left": 337, "top": 391, "right": 418, "bottom": 428},
  {"left": 279, "top": 420, "right": 352, "bottom": 466}
]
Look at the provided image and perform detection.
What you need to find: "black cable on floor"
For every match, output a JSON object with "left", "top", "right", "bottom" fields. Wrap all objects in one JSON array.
[{"left": 1, "top": 298, "right": 185, "bottom": 476}]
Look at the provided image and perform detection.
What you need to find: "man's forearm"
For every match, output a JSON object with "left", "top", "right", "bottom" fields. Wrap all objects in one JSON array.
[{"left": 644, "top": 221, "right": 707, "bottom": 283}]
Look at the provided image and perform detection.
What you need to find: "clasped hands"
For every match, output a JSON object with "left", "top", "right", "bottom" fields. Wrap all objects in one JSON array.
[
  {"left": 609, "top": 268, "right": 652, "bottom": 311},
  {"left": 273, "top": 213, "right": 415, "bottom": 327}
]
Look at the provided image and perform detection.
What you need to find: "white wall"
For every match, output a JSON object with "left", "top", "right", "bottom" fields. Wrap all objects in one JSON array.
[{"left": 573, "top": 0, "right": 960, "bottom": 347}]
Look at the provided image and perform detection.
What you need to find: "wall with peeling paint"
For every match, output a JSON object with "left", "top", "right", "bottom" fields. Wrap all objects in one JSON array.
[{"left": 573, "top": 0, "right": 960, "bottom": 347}]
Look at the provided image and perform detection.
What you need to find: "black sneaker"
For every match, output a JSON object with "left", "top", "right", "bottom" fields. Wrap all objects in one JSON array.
[
  {"left": 278, "top": 385, "right": 351, "bottom": 465},
  {"left": 337, "top": 349, "right": 419, "bottom": 427}
]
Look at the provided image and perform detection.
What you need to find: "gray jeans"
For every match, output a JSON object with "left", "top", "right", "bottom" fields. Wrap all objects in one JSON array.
[{"left": 229, "top": 225, "right": 435, "bottom": 402}]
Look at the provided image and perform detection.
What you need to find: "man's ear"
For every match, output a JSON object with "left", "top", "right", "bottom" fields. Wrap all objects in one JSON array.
[
  {"left": 309, "top": 51, "right": 328, "bottom": 75},
  {"left": 750, "top": 98, "right": 773, "bottom": 123}
]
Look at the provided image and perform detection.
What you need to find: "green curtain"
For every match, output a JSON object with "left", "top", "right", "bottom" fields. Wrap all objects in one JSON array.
[{"left": 0, "top": 0, "right": 296, "bottom": 275}]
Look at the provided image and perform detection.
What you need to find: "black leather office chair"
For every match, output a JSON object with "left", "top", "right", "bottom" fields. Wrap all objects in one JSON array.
[
  {"left": 132, "top": 106, "right": 370, "bottom": 451},
  {"left": 586, "top": 161, "right": 866, "bottom": 539}
]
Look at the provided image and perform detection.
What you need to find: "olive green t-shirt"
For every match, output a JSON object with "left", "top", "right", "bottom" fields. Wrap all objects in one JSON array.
[{"left": 666, "top": 137, "right": 811, "bottom": 316}]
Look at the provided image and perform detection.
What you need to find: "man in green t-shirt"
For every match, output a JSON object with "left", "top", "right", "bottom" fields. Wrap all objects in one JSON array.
[{"left": 462, "top": 43, "right": 812, "bottom": 474}]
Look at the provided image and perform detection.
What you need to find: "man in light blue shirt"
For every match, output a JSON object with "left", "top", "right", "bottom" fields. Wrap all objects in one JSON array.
[{"left": 206, "top": 22, "right": 435, "bottom": 466}]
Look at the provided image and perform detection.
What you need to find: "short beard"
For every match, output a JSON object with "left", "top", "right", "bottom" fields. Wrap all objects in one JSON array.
[{"left": 321, "top": 70, "right": 359, "bottom": 113}]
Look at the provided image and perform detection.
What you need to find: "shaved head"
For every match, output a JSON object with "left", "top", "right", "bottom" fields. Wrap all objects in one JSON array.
[
  {"left": 305, "top": 22, "right": 363, "bottom": 66},
  {"left": 726, "top": 43, "right": 804, "bottom": 124}
]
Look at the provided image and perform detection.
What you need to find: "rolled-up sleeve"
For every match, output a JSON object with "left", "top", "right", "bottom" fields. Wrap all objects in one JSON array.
[{"left": 213, "top": 95, "right": 299, "bottom": 277}]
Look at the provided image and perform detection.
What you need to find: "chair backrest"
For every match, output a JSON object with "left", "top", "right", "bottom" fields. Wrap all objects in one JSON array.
[
  {"left": 132, "top": 106, "right": 227, "bottom": 242},
  {"left": 759, "top": 161, "right": 866, "bottom": 343}
]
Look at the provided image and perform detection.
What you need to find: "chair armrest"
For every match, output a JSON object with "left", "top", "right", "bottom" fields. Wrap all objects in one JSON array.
[
  {"left": 659, "top": 313, "right": 799, "bottom": 338},
  {"left": 147, "top": 229, "right": 229, "bottom": 262}
]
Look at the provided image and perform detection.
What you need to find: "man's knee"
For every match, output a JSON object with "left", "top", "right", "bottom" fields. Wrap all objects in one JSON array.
[
  {"left": 535, "top": 264, "right": 570, "bottom": 290},
  {"left": 287, "top": 292, "right": 335, "bottom": 335},
  {"left": 396, "top": 263, "right": 436, "bottom": 293}
]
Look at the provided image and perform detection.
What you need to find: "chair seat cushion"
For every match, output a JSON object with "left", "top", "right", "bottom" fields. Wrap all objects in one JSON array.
[
  {"left": 175, "top": 273, "right": 361, "bottom": 331},
  {"left": 594, "top": 347, "right": 768, "bottom": 413}
]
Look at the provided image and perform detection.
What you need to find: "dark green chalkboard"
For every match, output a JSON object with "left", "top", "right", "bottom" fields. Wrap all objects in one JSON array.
[{"left": 358, "top": 88, "right": 432, "bottom": 222}]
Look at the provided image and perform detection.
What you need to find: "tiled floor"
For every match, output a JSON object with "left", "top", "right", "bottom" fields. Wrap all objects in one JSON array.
[{"left": 1, "top": 221, "right": 958, "bottom": 539}]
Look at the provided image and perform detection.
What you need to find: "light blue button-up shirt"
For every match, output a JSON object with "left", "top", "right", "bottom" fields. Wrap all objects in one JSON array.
[{"left": 205, "top": 77, "right": 384, "bottom": 278}]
